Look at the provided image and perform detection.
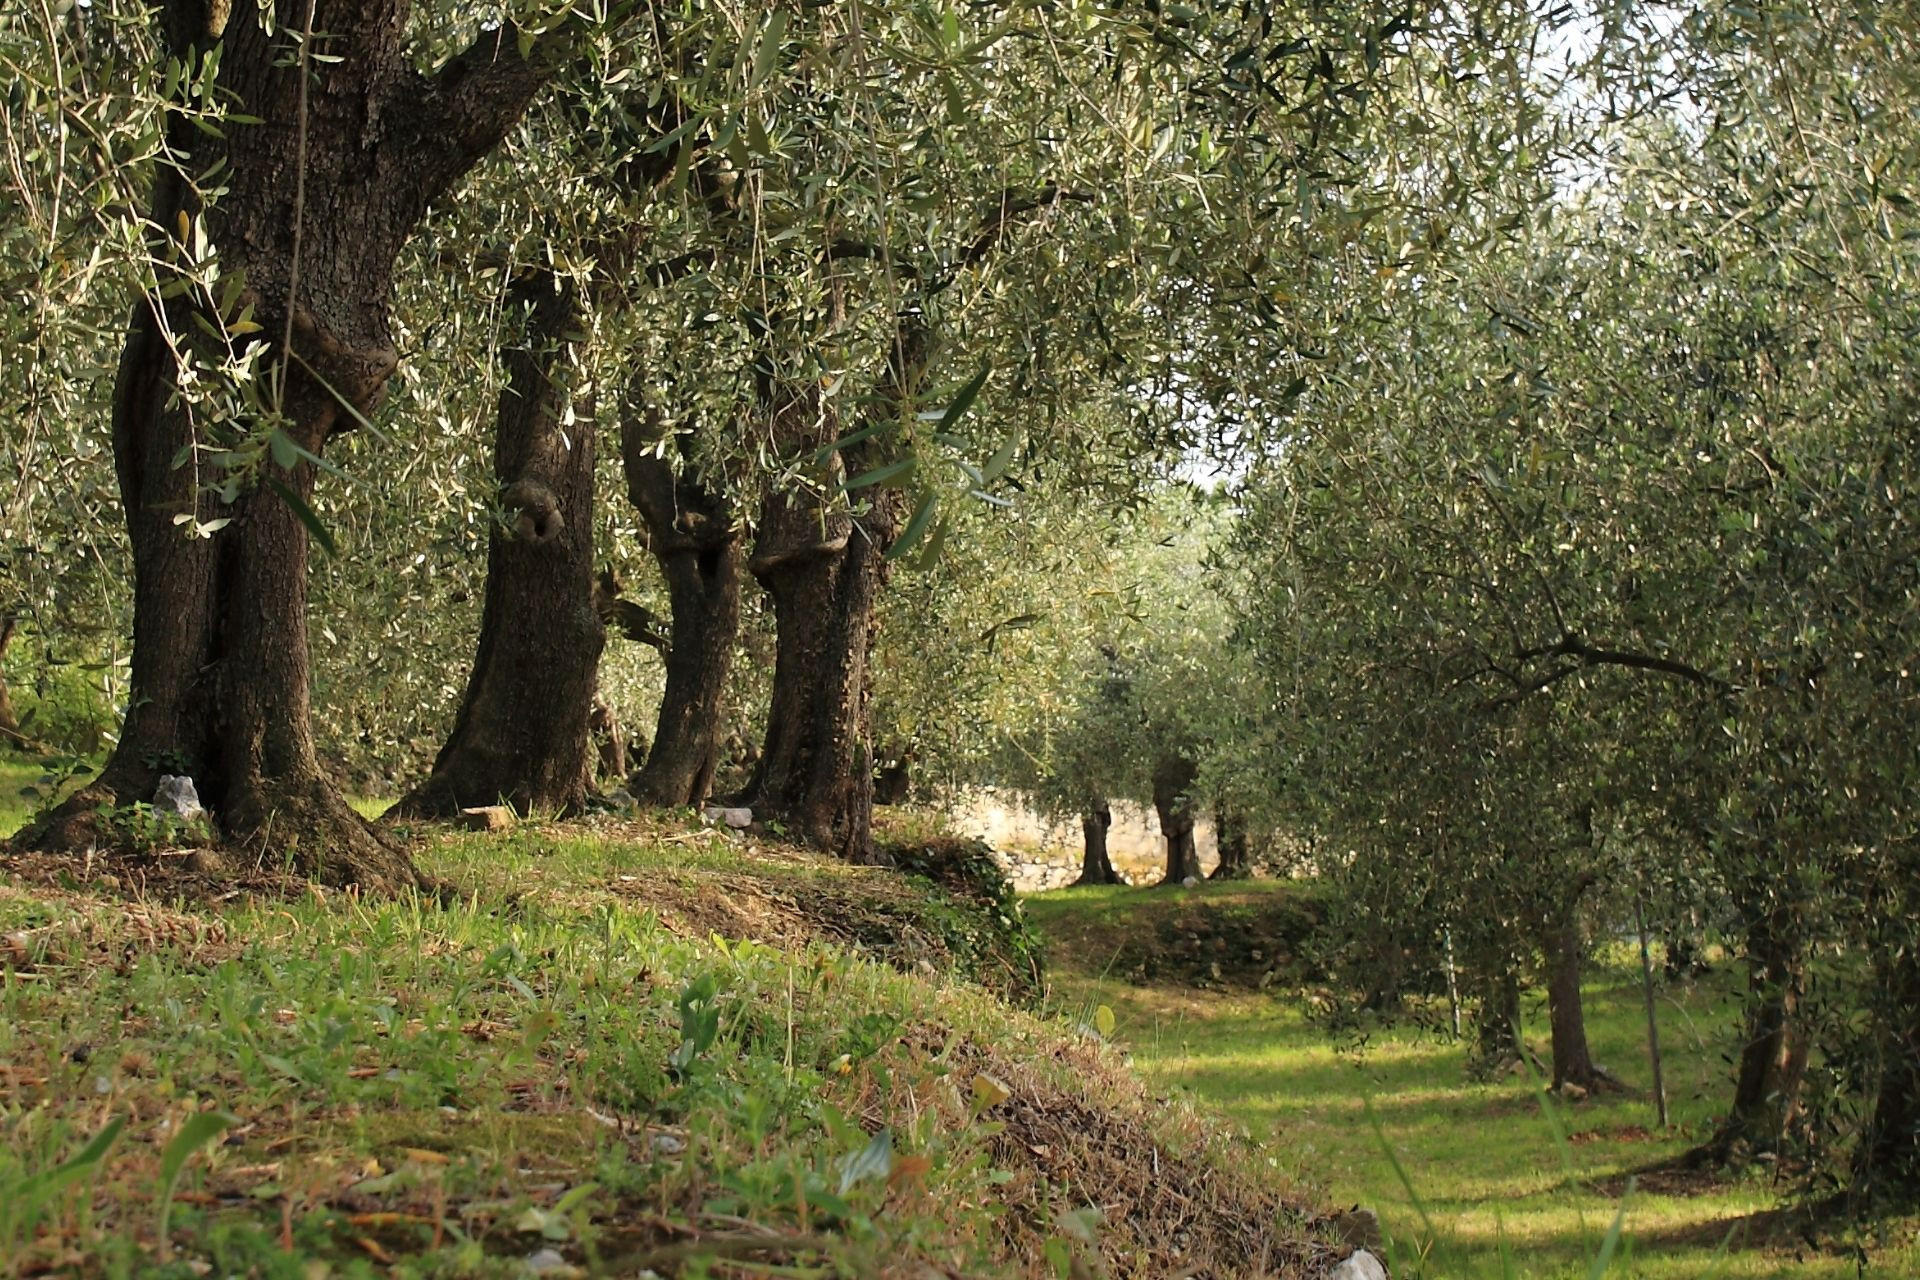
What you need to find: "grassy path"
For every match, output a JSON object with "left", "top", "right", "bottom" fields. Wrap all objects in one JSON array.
[{"left": 1028, "top": 882, "right": 1920, "bottom": 1279}]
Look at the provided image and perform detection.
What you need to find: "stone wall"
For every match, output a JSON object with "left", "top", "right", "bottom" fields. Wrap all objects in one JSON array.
[{"left": 938, "top": 788, "right": 1219, "bottom": 891}]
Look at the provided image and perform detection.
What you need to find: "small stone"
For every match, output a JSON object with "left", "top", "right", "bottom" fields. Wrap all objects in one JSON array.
[
  {"left": 459, "top": 805, "right": 515, "bottom": 833},
  {"left": 523, "top": 1247, "right": 582, "bottom": 1277},
  {"left": 701, "top": 806, "right": 753, "bottom": 829},
  {"left": 1182, "top": 875, "right": 1199, "bottom": 888},
  {"left": 183, "top": 848, "right": 225, "bottom": 875},
  {"left": 1327, "top": 1248, "right": 1388, "bottom": 1280},
  {"left": 154, "top": 775, "right": 206, "bottom": 822}
]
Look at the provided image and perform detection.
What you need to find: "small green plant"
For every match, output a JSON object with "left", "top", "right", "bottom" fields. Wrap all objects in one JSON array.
[
  {"left": 96, "top": 800, "right": 211, "bottom": 851},
  {"left": 16, "top": 750, "right": 93, "bottom": 828},
  {"left": 155, "top": 1110, "right": 237, "bottom": 1261},
  {"left": 0, "top": 1117, "right": 125, "bottom": 1261}
]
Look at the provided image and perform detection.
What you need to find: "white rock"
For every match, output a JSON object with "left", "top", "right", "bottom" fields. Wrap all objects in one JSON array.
[
  {"left": 1327, "top": 1249, "right": 1387, "bottom": 1280},
  {"left": 154, "top": 775, "right": 205, "bottom": 821},
  {"left": 1182, "top": 875, "right": 1199, "bottom": 888}
]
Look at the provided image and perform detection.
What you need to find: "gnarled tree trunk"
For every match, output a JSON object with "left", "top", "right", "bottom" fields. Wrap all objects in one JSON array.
[
  {"left": 622, "top": 411, "right": 742, "bottom": 809},
  {"left": 392, "top": 273, "right": 602, "bottom": 819},
  {"left": 1152, "top": 753, "right": 1202, "bottom": 885},
  {"left": 1074, "top": 798, "right": 1120, "bottom": 885},
  {"left": 21, "top": 4, "right": 551, "bottom": 889},
  {"left": 744, "top": 479, "right": 899, "bottom": 863}
]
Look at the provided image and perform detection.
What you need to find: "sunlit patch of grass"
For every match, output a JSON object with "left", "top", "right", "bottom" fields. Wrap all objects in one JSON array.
[
  {"left": 0, "top": 825, "right": 1331, "bottom": 1277},
  {"left": 1033, "top": 882, "right": 1920, "bottom": 1279}
]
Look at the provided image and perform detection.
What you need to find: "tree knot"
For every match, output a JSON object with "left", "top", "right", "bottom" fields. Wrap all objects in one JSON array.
[{"left": 502, "top": 478, "right": 564, "bottom": 546}]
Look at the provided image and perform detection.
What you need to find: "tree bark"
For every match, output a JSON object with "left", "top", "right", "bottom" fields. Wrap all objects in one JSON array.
[
  {"left": 1152, "top": 753, "right": 1202, "bottom": 885},
  {"left": 622, "top": 412, "right": 742, "bottom": 809},
  {"left": 744, "top": 478, "right": 899, "bottom": 863},
  {"left": 392, "top": 273, "right": 602, "bottom": 819},
  {"left": 1713, "top": 905, "right": 1810, "bottom": 1157},
  {"left": 21, "top": 3, "right": 552, "bottom": 889},
  {"left": 1074, "top": 797, "right": 1120, "bottom": 886},
  {"left": 1211, "top": 804, "right": 1252, "bottom": 879}
]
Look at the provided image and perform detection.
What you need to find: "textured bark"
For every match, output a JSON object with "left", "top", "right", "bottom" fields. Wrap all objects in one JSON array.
[
  {"left": 393, "top": 274, "right": 602, "bottom": 819},
  {"left": 1074, "top": 798, "right": 1120, "bottom": 886},
  {"left": 1714, "top": 907, "right": 1809, "bottom": 1156},
  {"left": 623, "top": 414, "right": 742, "bottom": 809},
  {"left": 1212, "top": 805, "right": 1252, "bottom": 879},
  {"left": 744, "top": 478, "right": 898, "bottom": 863},
  {"left": 1152, "top": 753, "right": 1202, "bottom": 885},
  {"left": 741, "top": 315, "right": 925, "bottom": 863},
  {"left": 21, "top": 3, "right": 551, "bottom": 889}
]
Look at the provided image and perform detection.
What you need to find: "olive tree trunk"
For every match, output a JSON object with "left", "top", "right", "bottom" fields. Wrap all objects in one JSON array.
[
  {"left": 1856, "top": 947, "right": 1920, "bottom": 1207},
  {"left": 1212, "top": 804, "right": 1253, "bottom": 880},
  {"left": 1074, "top": 798, "right": 1121, "bottom": 886},
  {"left": 744, "top": 482, "right": 899, "bottom": 863},
  {"left": 21, "top": 4, "right": 552, "bottom": 889},
  {"left": 1713, "top": 906, "right": 1809, "bottom": 1158},
  {"left": 1152, "top": 753, "right": 1203, "bottom": 885},
  {"left": 622, "top": 411, "right": 742, "bottom": 809},
  {"left": 1541, "top": 893, "right": 1608, "bottom": 1092},
  {"left": 392, "top": 273, "right": 602, "bottom": 819}
]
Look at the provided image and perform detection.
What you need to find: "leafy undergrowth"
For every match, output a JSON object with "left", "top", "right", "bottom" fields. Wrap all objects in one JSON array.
[
  {"left": 1021, "top": 880, "right": 1324, "bottom": 991},
  {"left": 0, "top": 818, "right": 1345, "bottom": 1278},
  {"left": 1031, "top": 882, "right": 1920, "bottom": 1279}
]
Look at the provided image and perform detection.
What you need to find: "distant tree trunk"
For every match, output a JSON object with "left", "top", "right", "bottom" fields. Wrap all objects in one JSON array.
[
  {"left": 590, "top": 699, "right": 627, "bottom": 785},
  {"left": 872, "top": 748, "right": 912, "bottom": 805},
  {"left": 1074, "top": 798, "right": 1120, "bottom": 886},
  {"left": 0, "top": 615, "right": 21, "bottom": 747},
  {"left": 1712, "top": 905, "right": 1809, "bottom": 1158},
  {"left": 622, "top": 411, "right": 742, "bottom": 809},
  {"left": 1212, "top": 804, "right": 1252, "bottom": 879},
  {"left": 1856, "top": 947, "right": 1920, "bottom": 1207},
  {"left": 1541, "top": 889, "right": 1608, "bottom": 1092},
  {"left": 21, "top": 4, "right": 550, "bottom": 889},
  {"left": 744, "top": 477, "right": 899, "bottom": 863},
  {"left": 1474, "top": 964, "right": 1526, "bottom": 1071},
  {"left": 1152, "top": 753, "right": 1202, "bottom": 885},
  {"left": 393, "top": 274, "right": 602, "bottom": 819}
]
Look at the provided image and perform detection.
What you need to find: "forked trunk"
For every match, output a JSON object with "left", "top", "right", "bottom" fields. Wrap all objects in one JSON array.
[
  {"left": 1152, "top": 753, "right": 1202, "bottom": 885},
  {"left": 1074, "top": 798, "right": 1120, "bottom": 886},
  {"left": 393, "top": 274, "right": 602, "bottom": 819},
  {"left": 623, "top": 413, "right": 742, "bottom": 809},
  {"left": 21, "top": 3, "right": 550, "bottom": 889}
]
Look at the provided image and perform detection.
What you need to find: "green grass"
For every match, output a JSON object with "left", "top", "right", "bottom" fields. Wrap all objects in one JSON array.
[
  {"left": 0, "top": 821, "right": 1333, "bottom": 1277},
  {"left": 1029, "top": 881, "right": 1920, "bottom": 1280}
]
